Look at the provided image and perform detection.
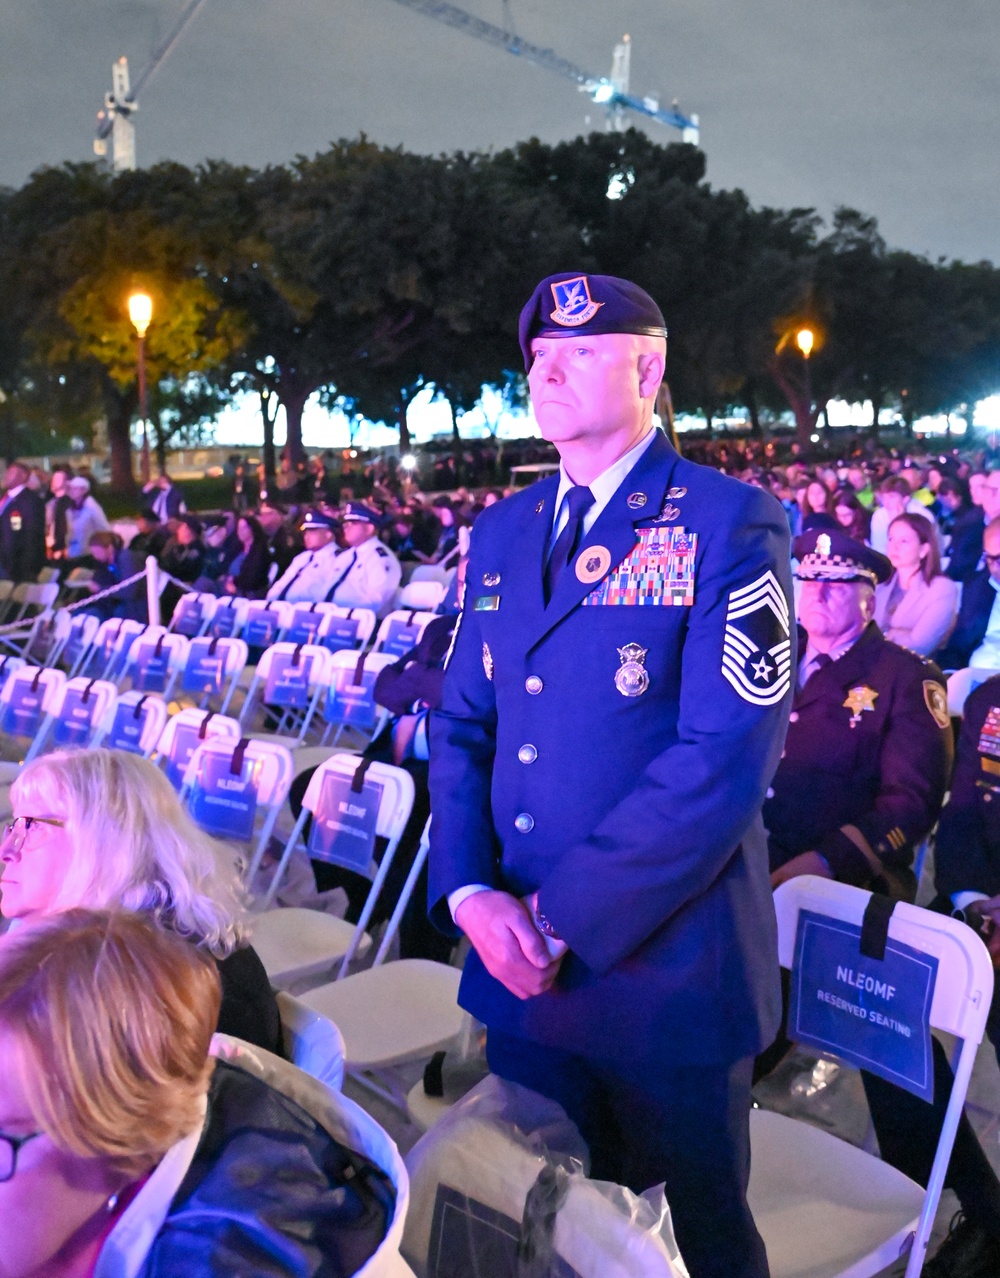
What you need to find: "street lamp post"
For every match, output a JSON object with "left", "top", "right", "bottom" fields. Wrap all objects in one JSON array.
[
  {"left": 128, "top": 292, "right": 153, "bottom": 485},
  {"left": 795, "top": 327, "right": 816, "bottom": 435}
]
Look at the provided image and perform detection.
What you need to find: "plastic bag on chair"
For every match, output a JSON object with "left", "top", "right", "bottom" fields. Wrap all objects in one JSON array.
[{"left": 402, "top": 1075, "right": 689, "bottom": 1278}]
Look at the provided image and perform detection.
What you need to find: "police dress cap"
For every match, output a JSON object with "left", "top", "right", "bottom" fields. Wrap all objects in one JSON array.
[
  {"left": 518, "top": 272, "right": 668, "bottom": 370},
  {"left": 299, "top": 508, "right": 338, "bottom": 532},
  {"left": 794, "top": 527, "right": 892, "bottom": 586},
  {"left": 342, "top": 501, "right": 382, "bottom": 526}
]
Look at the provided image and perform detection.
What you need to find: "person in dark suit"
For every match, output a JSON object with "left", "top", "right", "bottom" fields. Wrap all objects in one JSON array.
[
  {"left": 935, "top": 517, "right": 1000, "bottom": 670},
  {"left": 142, "top": 474, "right": 186, "bottom": 522},
  {"left": 939, "top": 479, "right": 984, "bottom": 583},
  {"left": 0, "top": 461, "right": 46, "bottom": 582},
  {"left": 767, "top": 528, "right": 952, "bottom": 901},
  {"left": 429, "top": 273, "right": 794, "bottom": 1278}
]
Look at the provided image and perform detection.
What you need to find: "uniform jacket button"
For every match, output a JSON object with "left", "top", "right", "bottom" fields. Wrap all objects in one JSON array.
[
  {"left": 788, "top": 711, "right": 799, "bottom": 724},
  {"left": 985, "top": 792, "right": 993, "bottom": 803},
  {"left": 766, "top": 787, "right": 775, "bottom": 799},
  {"left": 525, "top": 676, "right": 543, "bottom": 694},
  {"left": 518, "top": 744, "right": 538, "bottom": 764},
  {"left": 515, "top": 813, "right": 535, "bottom": 833}
]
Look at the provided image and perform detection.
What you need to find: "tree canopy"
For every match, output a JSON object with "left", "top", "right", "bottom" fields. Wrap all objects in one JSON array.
[{"left": 2, "top": 130, "right": 999, "bottom": 481}]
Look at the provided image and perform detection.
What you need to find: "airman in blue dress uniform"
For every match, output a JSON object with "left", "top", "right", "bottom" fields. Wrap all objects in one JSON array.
[{"left": 429, "top": 272, "right": 795, "bottom": 1278}]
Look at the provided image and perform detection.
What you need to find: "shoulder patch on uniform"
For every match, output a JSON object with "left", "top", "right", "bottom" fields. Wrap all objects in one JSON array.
[
  {"left": 923, "top": 679, "right": 950, "bottom": 730},
  {"left": 721, "top": 570, "right": 791, "bottom": 706}
]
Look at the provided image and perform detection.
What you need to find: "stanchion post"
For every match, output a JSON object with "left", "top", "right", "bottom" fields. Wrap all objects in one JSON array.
[{"left": 145, "top": 556, "right": 161, "bottom": 627}]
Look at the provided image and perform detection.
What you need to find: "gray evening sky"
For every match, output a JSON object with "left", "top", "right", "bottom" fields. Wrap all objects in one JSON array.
[{"left": 2, "top": 0, "right": 998, "bottom": 264}]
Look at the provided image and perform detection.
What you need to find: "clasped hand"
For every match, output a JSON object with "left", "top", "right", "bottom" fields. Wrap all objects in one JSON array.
[
  {"left": 964, "top": 896, "right": 1000, "bottom": 966},
  {"left": 455, "top": 889, "right": 563, "bottom": 1000}
]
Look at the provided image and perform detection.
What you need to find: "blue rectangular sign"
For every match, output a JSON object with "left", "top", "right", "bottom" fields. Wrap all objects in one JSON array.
[
  {"left": 173, "top": 598, "right": 204, "bottom": 636},
  {"left": 51, "top": 687, "right": 97, "bottom": 748},
  {"left": 381, "top": 617, "right": 421, "bottom": 658},
  {"left": 325, "top": 668, "right": 377, "bottom": 728},
  {"left": 187, "top": 751, "right": 260, "bottom": 841},
  {"left": 243, "top": 610, "right": 281, "bottom": 649},
  {"left": 264, "top": 651, "right": 314, "bottom": 708},
  {"left": 132, "top": 642, "right": 170, "bottom": 693},
  {"left": 181, "top": 645, "right": 226, "bottom": 695},
  {"left": 307, "top": 772, "right": 382, "bottom": 874},
  {"left": 320, "top": 618, "right": 361, "bottom": 653},
  {"left": 2, "top": 683, "right": 44, "bottom": 738},
  {"left": 105, "top": 703, "right": 147, "bottom": 754},
  {"left": 790, "top": 909, "right": 938, "bottom": 1102}
]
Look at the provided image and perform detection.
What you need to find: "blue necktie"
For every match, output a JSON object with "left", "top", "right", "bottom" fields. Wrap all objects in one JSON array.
[{"left": 545, "top": 485, "right": 594, "bottom": 603}]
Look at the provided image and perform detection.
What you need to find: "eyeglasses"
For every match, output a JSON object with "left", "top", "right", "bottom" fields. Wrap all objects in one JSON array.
[
  {"left": 1, "top": 816, "right": 65, "bottom": 854},
  {"left": 0, "top": 1131, "right": 41, "bottom": 1182}
]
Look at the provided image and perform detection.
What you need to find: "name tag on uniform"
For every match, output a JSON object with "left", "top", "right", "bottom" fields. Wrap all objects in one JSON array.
[
  {"left": 582, "top": 527, "right": 697, "bottom": 607},
  {"left": 474, "top": 595, "right": 500, "bottom": 611}
]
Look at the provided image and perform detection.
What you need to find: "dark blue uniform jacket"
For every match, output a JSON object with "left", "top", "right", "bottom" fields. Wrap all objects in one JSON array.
[
  {"left": 429, "top": 431, "right": 793, "bottom": 1065},
  {"left": 936, "top": 675, "right": 1000, "bottom": 899}
]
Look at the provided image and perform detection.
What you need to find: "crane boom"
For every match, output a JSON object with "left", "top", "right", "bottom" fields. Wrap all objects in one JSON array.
[
  {"left": 385, "top": 0, "right": 699, "bottom": 140},
  {"left": 95, "top": 0, "right": 210, "bottom": 146}
]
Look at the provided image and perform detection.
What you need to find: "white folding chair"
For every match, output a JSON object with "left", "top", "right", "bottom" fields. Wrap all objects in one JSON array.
[
  {"left": 320, "top": 649, "right": 396, "bottom": 748},
  {"left": 282, "top": 602, "right": 344, "bottom": 647},
  {"left": 119, "top": 629, "right": 189, "bottom": 698},
  {"left": 241, "top": 600, "right": 293, "bottom": 651},
  {"left": 749, "top": 875, "right": 995, "bottom": 1278},
  {"left": 34, "top": 566, "right": 58, "bottom": 585},
  {"left": 297, "top": 818, "right": 464, "bottom": 1109},
  {"left": 946, "top": 666, "right": 1000, "bottom": 717},
  {"left": 397, "top": 580, "right": 446, "bottom": 612},
  {"left": 91, "top": 691, "right": 169, "bottom": 756},
  {"left": 169, "top": 590, "right": 218, "bottom": 638},
  {"left": 251, "top": 754, "right": 417, "bottom": 982},
  {"left": 275, "top": 990, "right": 346, "bottom": 1092},
  {"left": 373, "top": 610, "right": 437, "bottom": 660},
  {"left": 206, "top": 595, "right": 251, "bottom": 639},
  {"left": 26, "top": 675, "right": 118, "bottom": 763},
  {"left": 0, "top": 582, "right": 60, "bottom": 657},
  {"left": 316, "top": 605, "right": 377, "bottom": 655},
  {"left": 0, "top": 655, "right": 26, "bottom": 684},
  {"left": 6, "top": 580, "right": 59, "bottom": 626},
  {"left": 80, "top": 617, "right": 151, "bottom": 681},
  {"left": 178, "top": 636, "right": 248, "bottom": 715},
  {"left": 0, "top": 665, "right": 66, "bottom": 763},
  {"left": 408, "top": 565, "right": 450, "bottom": 586},
  {"left": 54, "top": 612, "right": 101, "bottom": 678},
  {"left": 0, "top": 580, "right": 14, "bottom": 621},
  {"left": 239, "top": 641, "right": 333, "bottom": 744},
  {"left": 181, "top": 736, "right": 293, "bottom": 874},
  {"left": 151, "top": 705, "right": 242, "bottom": 788}
]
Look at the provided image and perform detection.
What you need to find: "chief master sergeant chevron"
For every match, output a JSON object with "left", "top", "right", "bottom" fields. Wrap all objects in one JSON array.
[{"left": 428, "top": 273, "right": 795, "bottom": 1278}]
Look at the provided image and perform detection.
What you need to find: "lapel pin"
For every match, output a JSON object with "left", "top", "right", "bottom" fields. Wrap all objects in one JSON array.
[
  {"left": 483, "top": 572, "right": 500, "bottom": 587},
  {"left": 535, "top": 500, "right": 545, "bottom": 514},
  {"left": 626, "top": 492, "right": 648, "bottom": 509},
  {"left": 667, "top": 486, "right": 687, "bottom": 499},
  {"left": 576, "top": 546, "right": 612, "bottom": 584}
]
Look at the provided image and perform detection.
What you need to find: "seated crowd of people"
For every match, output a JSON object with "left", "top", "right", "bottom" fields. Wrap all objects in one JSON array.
[{"left": 7, "top": 438, "right": 1000, "bottom": 1275}]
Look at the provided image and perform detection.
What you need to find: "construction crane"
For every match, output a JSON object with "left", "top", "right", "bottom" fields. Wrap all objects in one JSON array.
[
  {"left": 94, "top": 0, "right": 210, "bottom": 172},
  {"left": 384, "top": 0, "right": 699, "bottom": 143}
]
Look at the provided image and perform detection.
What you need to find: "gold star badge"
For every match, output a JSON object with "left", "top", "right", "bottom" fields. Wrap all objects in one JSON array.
[{"left": 844, "top": 684, "right": 878, "bottom": 726}]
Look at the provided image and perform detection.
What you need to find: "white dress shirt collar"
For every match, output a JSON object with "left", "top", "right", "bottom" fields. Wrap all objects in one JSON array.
[{"left": 550, "top": 427, "right": 658, "bottom": 544}]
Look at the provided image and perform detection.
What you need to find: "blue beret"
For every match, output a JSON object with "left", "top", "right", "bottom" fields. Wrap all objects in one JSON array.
[
  {"left": 342, "top": 501, "right": 382, "bottom": 526},
  {"left": 299, "top": 509, "right": 338, "bottom": 532},
  {"left": 518, "top": 273, "right": 667, "bottom": 370},
  {"left": 794, "top": 528, "right": 892, "bottom": 586}
]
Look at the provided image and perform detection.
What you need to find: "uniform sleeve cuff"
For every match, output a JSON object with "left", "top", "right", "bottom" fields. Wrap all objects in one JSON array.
[{"left": 448, "top": 883, "right": 491, "bottom": 924}]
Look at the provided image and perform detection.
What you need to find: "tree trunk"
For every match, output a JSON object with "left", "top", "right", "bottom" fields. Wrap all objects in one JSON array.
[
  {"left": 104, "top": 384, "right": 137, "bottom": 493},
  {"left": 449, "top": 399, "right": 462, "bottom": 484},
  {"left": 870, "top": 389, "right": 882, "bottom": 440},
  {"left": 398, "top": 391, "right": 411, "bottom": 453},
  {"left": 260, "top": 391, "right": 278, "bottom": 485},
  {"left": 769, "top": 358, "right": 815, "bottom": 446},
  {"left": 154, "top": 424, "right": 168, "bottom": 477},
  {"left": 281, "top": 386, "right": 309, "bottom": 466},
  {"left": 745, "top": 379, "right": 763, "bottom": 439}
]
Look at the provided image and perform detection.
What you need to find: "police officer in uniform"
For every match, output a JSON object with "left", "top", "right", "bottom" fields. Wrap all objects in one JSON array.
[
  {"left": 266, "top": 509, "right": 342, "bottom": 603},
  {"left": 0, "top": 461, "right": 46, "bottom": 583},
  {"left": 324, "top": 502, "right": 401, "bottom": 616},
  {"left": 429, "top": 273, "right": 794, "bottom": 1278},
  {"left": 766, "top": 528, "right": 952, "bottom": 901}
]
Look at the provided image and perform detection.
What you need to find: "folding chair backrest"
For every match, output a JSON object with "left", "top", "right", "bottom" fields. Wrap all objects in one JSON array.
[
  {"left": 180, "top": 636, "right": 247, "bottom": 710},
  {"left": 12, "top": 581, "right": 59, "bottom": 615},
  {"left": 408, "top": 565, "right": 450, "bottom": 586},
  {"left": 324, "top": 649, "right": 397, "bottom": 733},
  {"left": 182, "top": 737, "right": 293, "bottom": 854},
  {"left": 93, "top": 691, "right": 169, "bottom": 756},
  {"left": 48, "top": 609, "right": 92, "bottom": 673},
  {"left": 206, "top": 595, "right": 250, "bottom": 639},
  {"left": 259, "top": 753, "right": 414, "bottom": 924},
  {"left": 374, "top": 609, "right": 436, "bottom": 660},
  {"left": 85, "top": 618, "right": 153, "bottom": 680},
  {"left": 946, "top": 666, "right": 1000, "bottom": 717},
  {"left": 241, "top": 600, "right": 292, "bottom": 650},
  {"left": 123, "top": 630, "right": 190, "bottom": 694},
  {"left": 275, "top": 991, "right": 346, "bottom": 1092},
  {"left": 397, "top": 580, "right": 446, "bottom": 612},
  {"left": 153, "top": 706, "right": 242, "bottom": 788},
  {"left": 256, "top": 642, "right": 333, "bottom": 708},
  {"left": 284, "top": 602, "right": 344, "bottom": 648},
  {"left": 0, "top": 665, "right": 65, "bottom": 741},
  {"left": 0, "top": 655, "right": 27, "bottom": 683},
  {"left": 772, "top": 875, "right": 995, "bottom": 1277},
  {"left": 46, "top": 676, "right": 118, "bottom": 751},
  {"left": 316, "top": 605, "right": 376, "bottom": 654},
  {"left": 35, "top": 566, "right": 58, "bottom": 585},
  {"left": 170, "top": 591, "right": 217, "bottom": 637}
]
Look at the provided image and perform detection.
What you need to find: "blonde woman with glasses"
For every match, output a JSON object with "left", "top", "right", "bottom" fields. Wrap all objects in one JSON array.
[{"left": 0, "top": 748, "right": 282, "bottom": 1056}]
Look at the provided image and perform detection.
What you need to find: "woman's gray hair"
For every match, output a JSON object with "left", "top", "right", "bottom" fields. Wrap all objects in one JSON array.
[{"left": 9, "top": 749, "right": 250, "bottom": 956}]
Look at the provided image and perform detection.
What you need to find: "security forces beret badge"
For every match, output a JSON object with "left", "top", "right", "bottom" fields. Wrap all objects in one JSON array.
[
  {"left": 550, "top": 276, "right": 603, "bottom": 327},
  {"left": 721, "top": 570, "right": 791, "bottom": 706}
]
